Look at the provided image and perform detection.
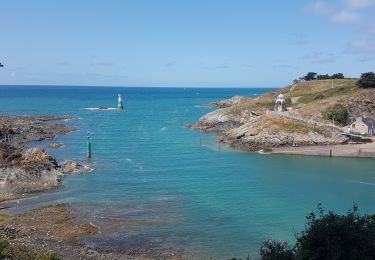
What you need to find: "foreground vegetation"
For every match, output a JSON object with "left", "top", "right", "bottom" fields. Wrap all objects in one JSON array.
[
  {"left": 231, "top": 204, "right": 375, "bottom": 260},
  {"left": 358, "top": 72, "right": 375, "bottom": 89},
  {"left": 0, "top": 236, "right": 60, "bottom": 260}
]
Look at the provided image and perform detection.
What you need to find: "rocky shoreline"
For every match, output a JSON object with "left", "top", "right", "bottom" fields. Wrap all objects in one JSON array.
[
  {"left": 191, "top": 80, "right": 375, "bottom": 155},
  {"left": 0, "top": 115, "right": 92, "bottom": 198},
  {"left": 0, "top": 204, "right": 183, "bottom": 260},
  {"left": 192, "top": 98, "right": 346, "bottom": 151},
  {"left": 0, "top": 115, "right": 184, "bottom": 259}
]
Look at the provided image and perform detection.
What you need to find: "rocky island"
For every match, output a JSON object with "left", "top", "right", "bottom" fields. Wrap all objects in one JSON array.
[{"left": 192, "top": 79, "right": 375, "bottom": 157}]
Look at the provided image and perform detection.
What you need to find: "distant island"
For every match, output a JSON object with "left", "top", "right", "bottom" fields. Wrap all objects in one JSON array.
[{"left": 191, "top": 73, "right": 375, "bottom": 158}]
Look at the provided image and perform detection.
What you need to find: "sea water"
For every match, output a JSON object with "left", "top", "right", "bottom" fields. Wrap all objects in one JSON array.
[{"left": 1, "top": 86, "right": 374, "bottom": 259}]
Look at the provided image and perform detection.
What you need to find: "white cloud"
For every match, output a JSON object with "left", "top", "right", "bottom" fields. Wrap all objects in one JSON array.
[
  {"left": 343, "top": 0, "right": 375, "bottom": 10},
  {"left": 331, "top": 10, "right": 359, "bottom": 23},
  {"left": 10, "top": 71, "right": 17, "bottom": 77},
  {"left": 306, "top": 1, "right": 373, "bottom": 25},
  {"left": 306, "top": 1, "right": 334, "bottom": 14}
]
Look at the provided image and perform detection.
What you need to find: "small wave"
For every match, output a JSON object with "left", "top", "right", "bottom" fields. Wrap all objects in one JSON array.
[
  {"left": 258, "top": 149, "right": 271, "bottom": 155},
  {"left": 126, "top": 157, "right": 133, "bottom": 162},
  {"left": 81, "top": 107, "right": 117, "bottom": 111},
  {"left": 351, "top": 181, "right": 375, "bottom": 187},
  {"left": 160, "top": 127, "right": 167, "bottom": 132}
]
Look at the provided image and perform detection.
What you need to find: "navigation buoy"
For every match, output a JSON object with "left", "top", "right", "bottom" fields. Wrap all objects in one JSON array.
[
  {"left": 117, "top": 94, "right": 123, "bottom": 110},
  {"left": 86, "top": 134, "right": 92, "bottom": 159}
]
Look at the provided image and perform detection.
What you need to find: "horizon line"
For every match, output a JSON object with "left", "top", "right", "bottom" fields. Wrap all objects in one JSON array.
[{"left": 0, "top": 84, "right": 280, "bottom": 89}]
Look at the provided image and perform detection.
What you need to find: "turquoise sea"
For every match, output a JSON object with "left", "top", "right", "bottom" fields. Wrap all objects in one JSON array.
[{"left": 1, "top": 86, "right": 375, "bottom": 259}]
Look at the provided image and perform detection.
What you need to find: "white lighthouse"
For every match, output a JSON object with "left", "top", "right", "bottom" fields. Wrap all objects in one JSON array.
[{"left": 275, "top": 94, "right": 285, "bottom": 112}]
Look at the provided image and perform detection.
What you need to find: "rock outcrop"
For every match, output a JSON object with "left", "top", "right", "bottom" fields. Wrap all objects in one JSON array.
[
  {"left": 219, "top": 116, "right": 347, "bottom": 151},
  {"left": 348, "top": 90, "right": 375, "bottom": 118},
  {"left": 201, "top": 95, "right": 252, "bottom": 108},
  {"left": 48, "top": 143, "right": 64, "bottom": 149},
  {"left": 191, "top": 80, "right": 368, "bottom": 151},
  {"left": 193, "top": 109, "right": 243, "bottom": 131},
  {"left": 0, "top": 116, "right": 92, "bottom": 196}
]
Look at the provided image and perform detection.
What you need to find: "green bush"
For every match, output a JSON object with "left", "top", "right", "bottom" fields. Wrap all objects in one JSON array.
[
  {"left": 0, "top": 236, "right": 10, "bottom": 256},
  {"left": 296, "top": 204, "right": 375, "bottom": 260},
  {"left": 258, "top": 204, "right": 375, "bottom": 260},
  {"left": 358, "top": 72, "right": 375, "bottom": 88},
  {"left": 331, "top": 73, "right": 345, "bottom": 79},
  {"left": 0, "top": 236, "right": 60, "bottom": 260},
  {"left": 260, "top": 240, "right": 294, "bottom": 260},
  {"left": 322, "top": 105, "right": 349, "bottom": 126}
]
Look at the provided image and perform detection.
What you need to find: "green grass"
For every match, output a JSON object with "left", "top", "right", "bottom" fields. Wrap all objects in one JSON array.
[
  {"left": 278, "top": 122, "right": 324, "bottom": 135},
  {"left": 0, "top": 236, "right": 60, "bottom": 260},
  {"left": 0, "top": 214, "right": 9, "bottom": 222},
  {"left": 298, "top": 84, "right": 358, "bottom": 104},
  {"left": 322, "top": 104, "right": 350, "bottom": 126}
]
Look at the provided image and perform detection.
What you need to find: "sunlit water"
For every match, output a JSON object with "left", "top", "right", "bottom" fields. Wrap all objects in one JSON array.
[{"left": 1, "top": 86, "right": 374, "bottom": 259}]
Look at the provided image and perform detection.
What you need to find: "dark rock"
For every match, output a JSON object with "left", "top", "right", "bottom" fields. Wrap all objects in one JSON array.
[{"left": 0, "top": 116, "right": 92, "bottom": 196}]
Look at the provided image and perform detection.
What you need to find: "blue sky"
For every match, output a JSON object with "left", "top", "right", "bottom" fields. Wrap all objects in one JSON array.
[{"left": 0, "top": 0, "right": 374, "bottom": 87}]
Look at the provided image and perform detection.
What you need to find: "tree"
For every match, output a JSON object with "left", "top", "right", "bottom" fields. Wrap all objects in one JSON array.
[
  {"left": 260, "top": 240, "right": 294, "bottom": 260},
  {"left": 303, "top": 72, "right": 317, "bottom": 81},
  {"left": 358, "top": 72, "right": 375, "bottom": 88},
  {"left": 331, "top": 73, "right": 344, "bottom": 79},
  {"left": 322, "top": 105, "right": 350, "bottom": 126},
  {"left": 296, "top": 204, "right": 375, "bottom": 260},
  {"left": 317, "top": 74, "right": 330, "bottom": 80},
  {"left": 259, "top": 204, "right": 375, "bottom": 260}
]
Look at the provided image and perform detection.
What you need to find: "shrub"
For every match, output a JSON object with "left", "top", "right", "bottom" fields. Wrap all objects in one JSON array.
[
  {"left": 0, "top": 236, "right": 10, "bottom": 257},
  {"left": 260, "top": 240, "right": 294, "bottom": 260},
  {"left": 331, "top": 73, "right": 344, "bottom": 79},
  {"left": 303, "top": 72, "right": 317, "bottom": 81},
  {"left": 258, "top": 204, "right": 375, "bottom": 260},
  {"left": 317, "top": 74, "right": 330, "bottom": 80},
  {"left": 358, "top": 72, "right": 375, "bottom": 88},
  {"left": 0, "top": 236, "right": 60, "bottom": 260},
  {"left": 296, "top": 204, "right": 375, "bottom": 260},
  {"left": 322, "top": 105, "right": 349, "bottom": 126}
]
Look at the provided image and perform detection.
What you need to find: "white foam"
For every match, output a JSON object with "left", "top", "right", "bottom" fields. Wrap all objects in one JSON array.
[
  {"left": 81, "top": 107, "right": 117, "bottom": 111},
  {"left": 352, "top": 181, "right": 375, "bottom": 187}
]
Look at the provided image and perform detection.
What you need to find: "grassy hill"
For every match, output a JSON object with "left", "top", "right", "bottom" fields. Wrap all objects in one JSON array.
[{"left": 227, "top": 79, "right": 374, "bottom": 126}]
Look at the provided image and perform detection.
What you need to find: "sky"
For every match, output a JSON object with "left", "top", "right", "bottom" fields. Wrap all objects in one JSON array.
[{"left": 0, "top": 0, "right": 374, "bottom": 87}]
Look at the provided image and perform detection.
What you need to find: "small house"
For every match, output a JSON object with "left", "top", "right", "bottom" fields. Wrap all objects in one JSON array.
[{"left": 350, "top": 117, "right": 375, "bottom": 136}]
